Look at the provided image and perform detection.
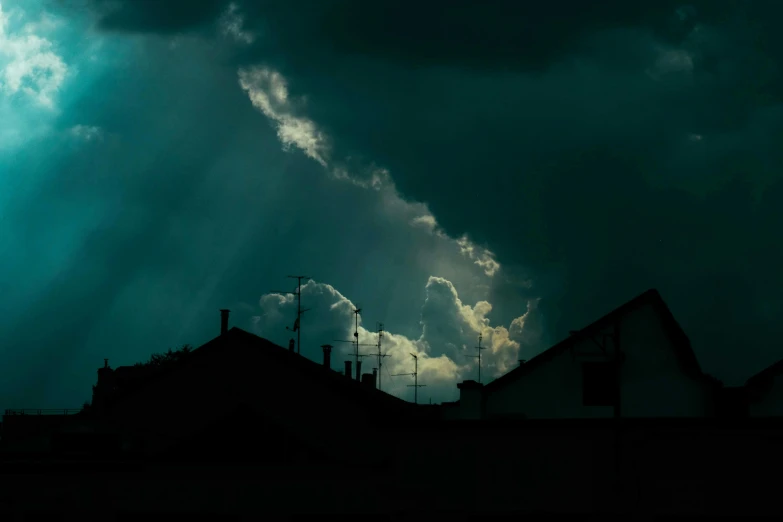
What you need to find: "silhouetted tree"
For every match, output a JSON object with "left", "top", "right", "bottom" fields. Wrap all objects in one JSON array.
[{"left": 134, "top": 344, "right": 193, "bottom": 369}]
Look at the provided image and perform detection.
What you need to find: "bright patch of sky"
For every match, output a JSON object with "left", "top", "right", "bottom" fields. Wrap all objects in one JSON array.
[
  {"left": 0, "top": 0, "right": 134, "bottom": 318},
  {"left": 0, "top": 0, "right": 131, "bottom": 153}
]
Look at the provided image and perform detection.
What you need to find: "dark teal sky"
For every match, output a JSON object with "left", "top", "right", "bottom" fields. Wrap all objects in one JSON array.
[{"left": 1, "top": 0, "right": 782, "bottom": 409}]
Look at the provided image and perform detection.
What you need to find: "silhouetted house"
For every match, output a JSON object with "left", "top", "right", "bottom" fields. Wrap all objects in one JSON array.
[
  {"left": 84, "top": 325, "right": 427, "bottom": 462},
  {"left": 0, "top": 314, "right": 441, "bottom": 518},
  {"left": 91, "top": 360, "right": 159, "bottom": 411},
  {"left": 3, "top": 314, "right": 428, "bottom": 458},
  {"left": 5, "top": 309, "right": 783, "bottom": 517},
  {"left": 745, "top": 359, "right": 783, "bottom": 417},
  {"left": 448, "top": 289, "right": 721, "bottom": 420}
]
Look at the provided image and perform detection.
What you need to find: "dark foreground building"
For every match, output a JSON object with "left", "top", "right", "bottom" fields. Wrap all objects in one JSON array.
[
  {"left": 3, "top": 307, "right": 783, "bottom": 518},
  {"left": 0, "top": 316, "right": 436, "bottom": 520}
]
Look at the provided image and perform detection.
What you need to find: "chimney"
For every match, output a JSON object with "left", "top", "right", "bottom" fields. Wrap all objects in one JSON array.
[
  {"left": 457, "top": 380, "right": 485, "bottom": 420},
  {"left": 361, "top": 373, "right": 376, "bottom": 389},
  {"left": 94, "top": 359, "right": 116, "bottom": 412},
  {"left": 356, "top": 360, "right": 362, "bottom": 381},
  {"left": 321, "top": 344, "right": 332, "bottom": 368},
  {"left": 345, "top": 361, "right": 352, "bottom": 378},
  {"left": 96, "top": 360, "right": 113, "bottom": 383},
  {"left": 220, "top": 309, "right": 230, "bottom": 335},
  {"left": 288, "top": 338, "right": 295, "bottom": 352}
]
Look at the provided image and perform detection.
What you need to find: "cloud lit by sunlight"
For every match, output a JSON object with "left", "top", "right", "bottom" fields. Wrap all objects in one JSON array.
[
  {"left": 253, "top": 278, "right": 536, "bottom": 403},
  {"left": 0, "top": 2, "right": 67, "bottom": 108}
]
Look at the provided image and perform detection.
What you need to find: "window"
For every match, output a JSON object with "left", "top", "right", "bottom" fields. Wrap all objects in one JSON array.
[{"left": 582, "top": 361, "right": 617, "bottom": 406}]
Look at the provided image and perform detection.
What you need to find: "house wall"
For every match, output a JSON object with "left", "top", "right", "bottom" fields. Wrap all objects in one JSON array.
[
  {"left": 487, "top": 342, "right": 607, "bottom": 419},
  {"left": 748, "top": 378, "right": 783, "bottom": 417},
  {"left": 485, "top": 305, "right": 714, "bottom": 419},
  {"left": 618, "top": 306, "right": 713, "bottom": 418}
]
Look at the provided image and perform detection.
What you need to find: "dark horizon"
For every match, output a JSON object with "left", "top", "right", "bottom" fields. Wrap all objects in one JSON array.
[{"left": 3, "top": 306, "right": 783, "bottom": 517}]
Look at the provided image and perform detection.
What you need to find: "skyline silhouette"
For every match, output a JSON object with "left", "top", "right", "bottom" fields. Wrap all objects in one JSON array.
[
  {"left": 3, "top": 307, "right": 783, "bottom": 517},
  {"left": 3, "top": 0, "right": 783, "bottom": 516},
  {"left": 3, "top": 1, "right": 783, "bottom": 415}
]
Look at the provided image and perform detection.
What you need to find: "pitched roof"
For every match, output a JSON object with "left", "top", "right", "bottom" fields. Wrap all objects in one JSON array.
[
  {"left": 100, "top": 327, "right": 424, "bottom": 418},
  {"left": 745, "top": 359, "right": 783, "bottom": 390},
  {"left": 483, "top": 289, "right": 716, "bottom": 393}
]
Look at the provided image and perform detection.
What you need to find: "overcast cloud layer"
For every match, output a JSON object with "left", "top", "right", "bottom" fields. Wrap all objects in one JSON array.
[
  {"left": 73, "top": 0, "right": 783, "bottom": 384},
  {"left": 2, "top": 0, "right": 782, "bottom": 413},
  {"left": 0, "top": 0, "right": 532, "bottom": 410}
]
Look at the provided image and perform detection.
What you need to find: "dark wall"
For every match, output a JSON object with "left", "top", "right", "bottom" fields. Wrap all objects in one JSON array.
[
  {"left": 2, "top": 420, "right": 783, "bottom": 516},
  {"left": 392, "top": 419, "right": 783, "bottom": 516}
]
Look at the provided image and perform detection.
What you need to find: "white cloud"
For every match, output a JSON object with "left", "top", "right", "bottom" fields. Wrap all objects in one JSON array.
[
  {"left": 238, "top": 66, "right": 328, "bottom": 166},
  {"left": 252, "top": 278, "right": 538, "bottom": 403},
  {"left": 330, "top": 164, "right": 392, "bottom": 191},
  {"left": 22, "top": 11, "right": 62, "bottom": 34},
  {"left": 411, "top": 214, "right": 438, "bottom": 233},
  {"left": 219, "top": 2, "right": 255, "bottom": 45},
  {"left": 68, "top": 124, "right": 103, "bottom": 142},
  {"left": 419, "top": 276, "right": 519, "bottom": 377},
  {"left": 509, "top": 297, "right": 544, "bottom": 360},
  {"left": 0, "top": 3, "right": 68, "bottom": 108},
  {"left": 239, "top": 65, "right": 504, "bottom": 277},
  {"left": 456, "top": 235, "right": 500, "bottom": 277}
]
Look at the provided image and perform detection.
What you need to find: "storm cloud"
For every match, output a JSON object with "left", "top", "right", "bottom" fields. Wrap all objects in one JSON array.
[
  {"left": 4, "top": 0, "right": 781, "bottom": 416},
  {"left": 82, "top": 0, "right": 783, "bottom": 382},
  {"left": 1, "top": 1, "right": 523, "bottom": 409}
]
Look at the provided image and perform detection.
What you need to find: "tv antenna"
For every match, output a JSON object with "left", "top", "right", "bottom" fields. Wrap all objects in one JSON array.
[
  {"left": 464, "top": 333, "right": 487, "bottom": 384},
  {"left": 392, "top": 353, "right": 426, "bottom": 404},
  {"left": 271, "top": 275, "right": 310, "bottom": 355},
  {"left": 375, "top": 322, "right": 391, "bottom": 391},
  {"left": 333, "top": 308, "right": 372, "bottom": 380}
]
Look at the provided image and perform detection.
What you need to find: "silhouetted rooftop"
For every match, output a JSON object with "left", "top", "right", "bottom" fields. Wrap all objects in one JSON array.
[
  {"left": 99, "top": 327, "right": 430, "bottom": 418},
  {"left": 483, "top": 288, "right": 718, "bottom": 393},
  {"left": 745, "top": 358, "right": 783, "bottom": 390}
]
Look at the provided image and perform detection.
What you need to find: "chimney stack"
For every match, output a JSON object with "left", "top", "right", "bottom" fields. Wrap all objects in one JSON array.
[
  {"left": 220, "top": 309, "right": 230, "bottom": 335},
  {"left": 345, "top": 361, "right": 352, "bottom": 378},
  {"left": 356, "top": 360, "right": 362, "bottom": 381},
  {"left": 288, "top": 338, "right": 295, "bottom": 352},
  {"left": 321, "top": 344, "right": 333, "bottom": 368},
  {"left": 361, "top": 373, "right": 376, "bottom": 389}
]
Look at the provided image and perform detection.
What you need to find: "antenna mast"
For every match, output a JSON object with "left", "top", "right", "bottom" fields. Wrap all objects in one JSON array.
[
  {"left": 465, "top": 333, "right": 487, "bottom": 384},
  {"left": 272, "top": 275, "right": 310, "bottom": 354},
  {"left": 375, "top": 322, "right": 391, "bottom": 391},
  {"left": 333, "top": 307, "right": 373, "bottom": 379},
  {"left": 392, "top": 353, "right": 426, "bottom": 404}
]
